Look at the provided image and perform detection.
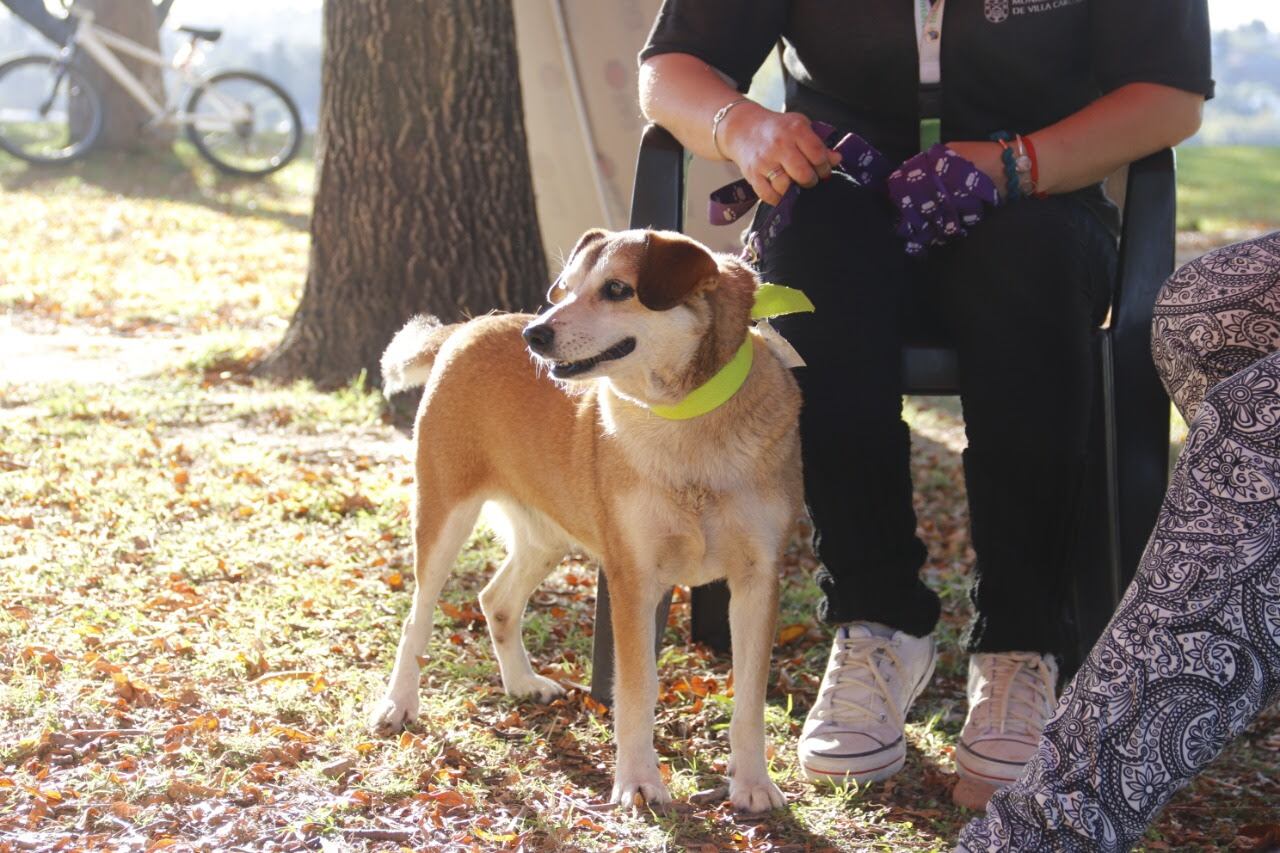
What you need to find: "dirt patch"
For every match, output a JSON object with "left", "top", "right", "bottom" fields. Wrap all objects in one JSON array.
[{"left": 0, "top": 314, "right": 206, "bottom": 387}]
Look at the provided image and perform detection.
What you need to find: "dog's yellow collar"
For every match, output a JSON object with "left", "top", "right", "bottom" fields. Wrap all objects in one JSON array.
[{"left": 648, "top": 284, "right": 813, "bottom": 421}]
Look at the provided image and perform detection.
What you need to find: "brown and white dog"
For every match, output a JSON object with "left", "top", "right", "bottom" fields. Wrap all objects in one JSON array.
[{"left": 369, "top": 229, "right": 803, "bottom": 812}]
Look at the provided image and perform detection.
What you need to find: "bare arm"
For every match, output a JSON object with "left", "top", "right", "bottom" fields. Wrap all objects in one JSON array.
[
  {"left": 639, "top": 52, "right": 840, "bottom": 206},
  {"left": 943, "top": 83, "right": 1203, "bottom": 198},
  {"left": 642, "top": 51, "right": 1203, "bottom": 204}
]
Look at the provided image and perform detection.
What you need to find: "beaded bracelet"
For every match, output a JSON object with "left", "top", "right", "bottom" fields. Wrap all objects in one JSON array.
[
  {"left": 992, "top": 133, "right": 1023, "bottom": 201},
  {"left": 991, "top": 131, "right": 1052, "bottom": 200}
]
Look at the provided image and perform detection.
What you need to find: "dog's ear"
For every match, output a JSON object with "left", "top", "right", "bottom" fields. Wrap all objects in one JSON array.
[
  {"left": 548, "top": 229, "right": 610, "bottom": 304},
  {"left": 635, "top": 231, "right": 720, "bottom": 311},
  {"left": 567, "top": 228, "right": 608, "bottom": 263}
]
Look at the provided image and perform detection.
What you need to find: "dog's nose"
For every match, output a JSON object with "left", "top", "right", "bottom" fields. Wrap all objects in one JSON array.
[{"left": 522, "top": 322, "right": 555, "bottom": 354}]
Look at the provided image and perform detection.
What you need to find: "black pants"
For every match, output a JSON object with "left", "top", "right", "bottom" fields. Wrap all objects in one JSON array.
[{"left": 759, "top": 174, "right": 1116, "bottom": 654}]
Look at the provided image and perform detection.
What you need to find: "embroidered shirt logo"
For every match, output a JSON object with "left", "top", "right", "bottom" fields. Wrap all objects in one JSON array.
[{"left": 987, "top": 0, "right": 1084, "bottom": 22}]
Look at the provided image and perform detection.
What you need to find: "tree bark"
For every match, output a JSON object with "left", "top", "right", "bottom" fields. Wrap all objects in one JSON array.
[
  {"left": 255, "top": 0, "right": 548, "bottom": 388},
  {"left": 72, "top": 0, "right": 171, "bottom": 150}
]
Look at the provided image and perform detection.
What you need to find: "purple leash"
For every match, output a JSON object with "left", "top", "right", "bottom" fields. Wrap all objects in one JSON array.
[
  {"left": 708, "top": 123, "right": 1000, "bottom": 260},
  {"left": 708, "top": 121, "right": 892, "bottom": 260}
]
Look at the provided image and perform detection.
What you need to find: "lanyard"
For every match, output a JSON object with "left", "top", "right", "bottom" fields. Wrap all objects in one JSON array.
[
  {"left": 914, "top": 0, "right": 945, "bottom": 147},
  {"left": 914, "top": 0, "right": 945, "bottom": 85}
]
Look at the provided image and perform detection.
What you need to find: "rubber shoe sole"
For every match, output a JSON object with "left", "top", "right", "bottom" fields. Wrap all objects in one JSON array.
[
  {"left": 954, "top": 737, "right": 1035, "bottom": 787},
  {"left": 801, "top": 751, "right": 905, "bottom": 785}
]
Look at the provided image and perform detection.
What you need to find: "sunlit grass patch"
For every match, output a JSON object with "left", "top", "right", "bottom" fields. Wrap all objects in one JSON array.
[
  {"left": 1176, "top": 145, "right": 1280, "bottom": 234},
  {"left": 0, "top": 144, "right": 311, "bottom": 338}
]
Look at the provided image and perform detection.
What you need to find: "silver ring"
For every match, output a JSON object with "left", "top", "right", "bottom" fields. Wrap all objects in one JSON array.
[{"left": 765, "top": 167, "right": 783, "bottom": 182}]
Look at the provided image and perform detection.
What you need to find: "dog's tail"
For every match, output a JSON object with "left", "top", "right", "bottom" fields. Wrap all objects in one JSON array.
[{"left": 380, "top": 315, "right": 462, "bottom": 395}]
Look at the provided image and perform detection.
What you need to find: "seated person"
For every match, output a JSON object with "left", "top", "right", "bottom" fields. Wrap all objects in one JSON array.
[{"left": 639, "top": 0, "right": 1212, "bottom": 787}]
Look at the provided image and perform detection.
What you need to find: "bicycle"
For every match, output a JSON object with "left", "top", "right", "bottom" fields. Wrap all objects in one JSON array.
[{"left": 0, "top": 7, "right": 302, "bottom": 177}]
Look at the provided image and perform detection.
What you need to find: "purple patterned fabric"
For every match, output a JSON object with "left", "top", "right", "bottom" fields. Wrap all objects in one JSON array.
[
  {"left": 708, "top": 129, "right": 998, "bottom": 260},
  {"left": 707, "top": 120, "right": 892, "bottom": 259},
  {"left": 886, "top": 143, "right": 1000, "bottom": 257}
]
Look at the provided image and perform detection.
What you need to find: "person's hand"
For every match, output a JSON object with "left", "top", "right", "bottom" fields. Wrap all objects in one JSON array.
[
  {"left": 887, "top": 144, "right": 1000, "bottom": 256},
  {"left": 718, "top": 102, "right": 842, "bottom": 205}
]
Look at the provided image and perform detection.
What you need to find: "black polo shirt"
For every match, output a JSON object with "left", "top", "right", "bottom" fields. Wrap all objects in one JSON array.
[{"left": 641, "top": 0, "right": 1213, "bottom": 168}]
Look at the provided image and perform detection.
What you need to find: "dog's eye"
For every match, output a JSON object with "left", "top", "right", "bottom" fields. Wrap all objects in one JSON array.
[
  {"left": 546, "top": 279, "right": 568, "bottom": 305},
  {"left": 602, "top": 279, "right": 634, "bottom": 301}
]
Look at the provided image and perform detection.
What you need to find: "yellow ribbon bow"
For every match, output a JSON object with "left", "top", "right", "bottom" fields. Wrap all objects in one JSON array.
[{"left": 648, "top": 284, "right": 814, "bottom": 420}]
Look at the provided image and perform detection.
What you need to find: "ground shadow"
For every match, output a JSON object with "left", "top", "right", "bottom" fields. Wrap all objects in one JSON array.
[
  {"left": 0, "top": 143, "right": 312, "bottom": 231},
  {"left": 524, "top": 714, "right": 847, "bottom": 852}
]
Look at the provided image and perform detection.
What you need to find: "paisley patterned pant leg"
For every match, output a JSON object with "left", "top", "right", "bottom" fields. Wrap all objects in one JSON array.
[
  {"left": 1152, "top": 232, "right": 1280, "bottom": 423},
  {"left": 957, "top": 232, "right": 1280, "bottom": 853}
]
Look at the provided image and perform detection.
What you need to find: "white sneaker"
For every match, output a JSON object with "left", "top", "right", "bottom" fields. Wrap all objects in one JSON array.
[
  {"left": 798, "top": 623, "right": 936, "bottom": 784},
  {"left": 956, "top": 652, "right": 1058, "bottom": 787}
]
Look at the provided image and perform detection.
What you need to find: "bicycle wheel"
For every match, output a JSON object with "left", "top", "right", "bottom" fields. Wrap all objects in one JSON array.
[
  {"left": 185, "top": 70, "right": 302, "bottom": 177},
  {"left": 0, "top": 55, "right": 102, "bottom": 165}
]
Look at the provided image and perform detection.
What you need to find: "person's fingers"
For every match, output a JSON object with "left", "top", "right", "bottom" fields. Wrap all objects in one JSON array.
[
  {"left": 759, "top": 112, "right": 827, "bottom": 187},
  {"left": 894, "top": 194, "right": 929, "bottom": 242},
  {"left": 951, "top": 192, "right": 987, "bottom": 227},
  {"left": 888, "top": 165, "right": 927, "bottom": 239},
  {"left": 777, "top": 146, "right": 821, "bottom": 188},
  {"left": 748, "top": 168, "right": 784, "bottom": 206},
  {"left": 766, "top": 164, "right": 794, "bottom": 198},
  {"left": 927, "top": 171, "right": 963, "bottom": 239},
  {"left": 795, "top": 132, "right": 836, "bottom": 180}
]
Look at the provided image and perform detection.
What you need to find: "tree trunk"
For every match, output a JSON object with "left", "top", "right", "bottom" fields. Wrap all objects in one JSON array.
[
  {"left": 72, "top": 0, "right": 171, "bottom": 150},
  {"left": 255, "top": 0, "right": 548, "bottom": 389}
]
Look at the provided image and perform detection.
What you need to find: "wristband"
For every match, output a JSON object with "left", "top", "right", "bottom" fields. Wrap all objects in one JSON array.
[
  {"left": 711, "top": 97, "right": 750, "bottom": 160},
  {"left": 1022, "top": 134, "right": 1048, "bottom": 198},
  {"left": 992, "top": 131, "right": 1027, "bottom": 202},
  {"left": 997, "top": 137, "right": 1021, "bottom": 201}
]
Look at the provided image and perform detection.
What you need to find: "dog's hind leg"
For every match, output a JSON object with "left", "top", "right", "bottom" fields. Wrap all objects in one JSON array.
[
  {"left": 368, "top": 495, "right": 482, "bottom": 736},
  {"left": 479, "top": 503, "right": 567, "bottom": 703}
]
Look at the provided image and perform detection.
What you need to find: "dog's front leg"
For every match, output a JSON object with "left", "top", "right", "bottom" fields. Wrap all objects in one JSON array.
[
  {"left": 606, "top": 569, "right": 671, "bottom": 809},
  {"left": 726, "top": 559, "right": 786, "bottom": 812}
]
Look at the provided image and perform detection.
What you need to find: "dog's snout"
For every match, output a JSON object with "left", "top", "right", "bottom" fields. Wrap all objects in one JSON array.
[{"left": 523, "top": 322, "right": 555, "bottom": 354}]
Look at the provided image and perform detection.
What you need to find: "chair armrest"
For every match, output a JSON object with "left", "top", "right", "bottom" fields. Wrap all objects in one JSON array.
[{"left": 629, "top": 124, "right": 686, "bottom": 232}]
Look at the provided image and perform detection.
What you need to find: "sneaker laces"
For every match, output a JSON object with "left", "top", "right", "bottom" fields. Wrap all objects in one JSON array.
[
  {"left": 971, "top": 653, "right": 1057, "bottom": 737},
  {"left": 816, "top": 634, "right": 906, "bottom": 728}
]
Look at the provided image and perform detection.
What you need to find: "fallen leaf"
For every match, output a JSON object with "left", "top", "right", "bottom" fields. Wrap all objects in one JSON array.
[
  {"left": 777, "top": 623, "right": 807, "bottom": 644},
  {"left": 319, "top": 757, "right": 354, "bottom": 779}
]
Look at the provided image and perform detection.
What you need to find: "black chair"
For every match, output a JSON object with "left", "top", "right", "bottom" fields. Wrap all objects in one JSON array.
[{"left": 589, "top": 124, "right": 1176, "bottom": 704}]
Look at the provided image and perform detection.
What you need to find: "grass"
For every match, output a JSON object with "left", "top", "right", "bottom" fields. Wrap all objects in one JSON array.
[
  {"left": 1175, "top": 144, "right": 1280, "bottom": 233},
  {"left": 1, "top": 143, "right": 1278, "bottom": 850}
]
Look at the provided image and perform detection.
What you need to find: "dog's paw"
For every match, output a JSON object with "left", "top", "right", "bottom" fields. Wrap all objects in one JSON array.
[
  {"left": 729, "top": 775, "right": 786, "bottom": 813},
  {"left": 504, "top": 673, "right": 566, "bottom": 704},
  {"left": 610, "top": 770, "right": 672, "bottom": 811},
  {"left": 367, "top": 693, "right": 418, "bottom": 736}
]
